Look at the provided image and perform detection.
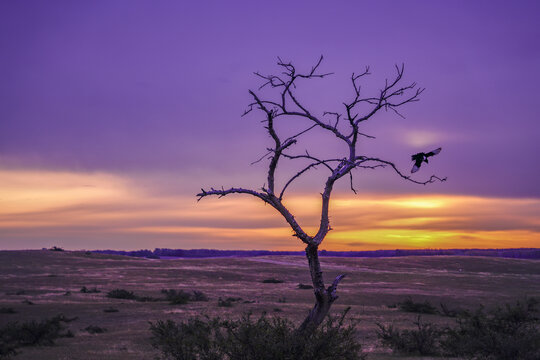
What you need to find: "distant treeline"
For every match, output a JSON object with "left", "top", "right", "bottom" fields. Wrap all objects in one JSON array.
[{"left": 92, "top": 248, "right": 540, "bottom": 259}]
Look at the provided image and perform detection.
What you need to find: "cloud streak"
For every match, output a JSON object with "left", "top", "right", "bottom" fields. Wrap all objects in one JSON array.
[{"left": 1, "top": 169, "right": 538, "bottom": 250}]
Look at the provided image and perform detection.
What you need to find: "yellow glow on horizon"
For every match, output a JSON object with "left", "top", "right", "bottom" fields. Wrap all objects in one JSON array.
[
  {"left": 377, "top": 217, "right": 451, "bottom": 227},
  {"left": 325, "top": 228, "right": 540, "bottom": 251},
  {"left": 333, "top": 196, "right": 449, "bottom": 209},
  {"left": 391, "top": 199, "right": 444, "bottom": 209},
  {"left": 1, "top": 168, "right": 539, "bottom": 251}
]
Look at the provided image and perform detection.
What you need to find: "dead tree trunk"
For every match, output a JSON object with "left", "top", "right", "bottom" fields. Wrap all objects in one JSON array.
[
  {"left": 196, "top": 56, "right": 445, "bottom": 333},
  {"left": 298, "top": 243, "right": 346, "bottom": 333}
]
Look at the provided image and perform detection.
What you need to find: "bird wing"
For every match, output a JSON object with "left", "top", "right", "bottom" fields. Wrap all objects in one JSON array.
[{"left": 426, "top": 147, "right": 442, "bottom": 157}]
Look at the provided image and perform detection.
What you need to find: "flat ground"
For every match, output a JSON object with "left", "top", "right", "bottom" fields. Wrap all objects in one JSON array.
[{"left": 1, "top": 250, "right": 539, "bottom": 359}]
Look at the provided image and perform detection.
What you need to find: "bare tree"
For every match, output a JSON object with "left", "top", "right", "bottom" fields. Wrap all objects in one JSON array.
[{"left": 197, "top": 56, "right": 445, "bottom": 333}]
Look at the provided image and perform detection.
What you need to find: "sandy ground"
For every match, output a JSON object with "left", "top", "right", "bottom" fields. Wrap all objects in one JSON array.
[{"left": 0, "top": 250, "right": 539, "bottom": 359}]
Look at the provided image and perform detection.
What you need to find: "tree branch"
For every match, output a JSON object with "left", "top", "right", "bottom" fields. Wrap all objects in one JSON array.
[
  {"left": 197, "top": 187, "right": 269, "bottom": 203},
  {"left": 279, "top": 158, "right": 336, "bottom": 200},
  {"left": 328, "top": 274, "right": 347, "bottom": 300},
  {"left": 357, "top": 157, "right": 447, "bottom": 185}
]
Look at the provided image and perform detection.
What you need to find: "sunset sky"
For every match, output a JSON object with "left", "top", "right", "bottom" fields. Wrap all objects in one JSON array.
[{"left": 1, "top": 1, "right": 539, "bottom": 251}]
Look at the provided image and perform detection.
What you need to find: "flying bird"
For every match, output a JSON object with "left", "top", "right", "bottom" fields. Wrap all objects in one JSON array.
[{"left": 411, "top": 147, "right": 442, "bottom": 173}]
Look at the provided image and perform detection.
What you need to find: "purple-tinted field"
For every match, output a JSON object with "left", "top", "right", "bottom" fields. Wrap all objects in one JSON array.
[{"left": 0, "top": 250, "right": 539, "bottom": 359}]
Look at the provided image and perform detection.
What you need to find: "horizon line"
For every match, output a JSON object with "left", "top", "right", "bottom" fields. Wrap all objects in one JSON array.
[{"left": 3, "top": 247, "right": 539, "bottom": 252}]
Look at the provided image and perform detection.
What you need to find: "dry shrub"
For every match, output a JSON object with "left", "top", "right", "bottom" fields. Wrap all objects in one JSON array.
[
  {"left": 397, "top": 297, "right": 438, "bottom": 314},
  {"left": 377, "top": 298, "right": 540, "bottom": 359},
  {"left": 150, "top": 309, "right": 365, "bottom": 360},
  {"left": 0, "top": 315, "right": 74, "bottom": 358},
  {"left": 442, "top": 298, "right": 540, "bottom": 360},
  {"left": 377, "top": 316, "right": 440, "bottom": 356},
  {"left": 106, "top": 289, "right": 136, "bottom": 300}
]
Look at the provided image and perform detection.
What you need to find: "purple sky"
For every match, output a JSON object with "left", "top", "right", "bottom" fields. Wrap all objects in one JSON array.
[{"left": 1, "top": 1, "right": 539, "bottom": 250}]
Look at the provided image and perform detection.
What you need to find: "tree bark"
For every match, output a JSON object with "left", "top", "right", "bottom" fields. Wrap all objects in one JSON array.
[{"left": 298, "top": 243, "right": 346, "bottom": 333}]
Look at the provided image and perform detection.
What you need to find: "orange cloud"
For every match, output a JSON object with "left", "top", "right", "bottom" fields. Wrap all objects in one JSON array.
[{"left": 1, "top": 169, "right": 539, "bottom": 251}]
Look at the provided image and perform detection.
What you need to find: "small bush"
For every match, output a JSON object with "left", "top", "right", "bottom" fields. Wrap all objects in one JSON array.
[
  {"left": 0, "top": 308, "right": 16, "bottom": 314},
  {"left": 438, "top": 302, "right": 465, "bottom": 317},
  {"left": 377, "top": 298, "right": 540, "bottom": 359},
  {"left": 441, "top": 298, "right": 540, "bottom": 360},
  {"left": 277, "top": 297, "right": 287, "bottom": 303},
  {"left": 161, "top": 289, "right": 191, "bottom": 305},
  {"left": 136, "top": 295, "right": 162, "bottom": 302},
  {"left": 217, "top": 297, "right": 233, "bottom": 307},
  {"left": 191, "top": 290, "right": 209, "bottom": 302},
  {"left": 150, "top": 309, "right": 365, "bottom": 360},
  {"left": 297, "top": 283, "right": 313, "bottom": 289},
  {"left": 397, "top": 297, "right": 438, "bottom": 314},
  {"left": 83, "top": 325, "right": 107, "bottom": 334},
  {"left": 49, "top": 246, "right": 64, "bottom": 252},
  {"left": 80, "top": 286, "right": 100, "bottom": 294},
  {"left": 377, "top": 316, "right": 441, "bottom": 356},
  {"left": 262, "top": 278, "right": 284, "bottom": 284},
  {"left": 107, "top": 289, "right": 136, "bottom": 300},
  {"left": 106, "top": 288, "right": 164, "bottom": 302},
  {"left": 0, "top": 315, "right": 74, "bottom": 357},
  {"left": 21, "top": 300, "right": 34, "bottom": 306},
  {"left": 159, "top": 289, "right": 208, "bottom": 304},
  {"left": 150, "top": 317, "right": 223, "bottom": 360},
  {"left": 103, "top": 307, "right": 119, "bottom": 313}
]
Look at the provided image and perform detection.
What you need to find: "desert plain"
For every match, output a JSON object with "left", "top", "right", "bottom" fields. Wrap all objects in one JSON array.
[{"left": 0, "top": 250, "right": 539, "bottom": 359}]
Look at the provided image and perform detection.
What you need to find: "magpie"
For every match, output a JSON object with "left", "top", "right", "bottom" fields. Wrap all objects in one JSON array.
[{"left": 411, "top": 147, "right": 441, "bottom": 173}]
